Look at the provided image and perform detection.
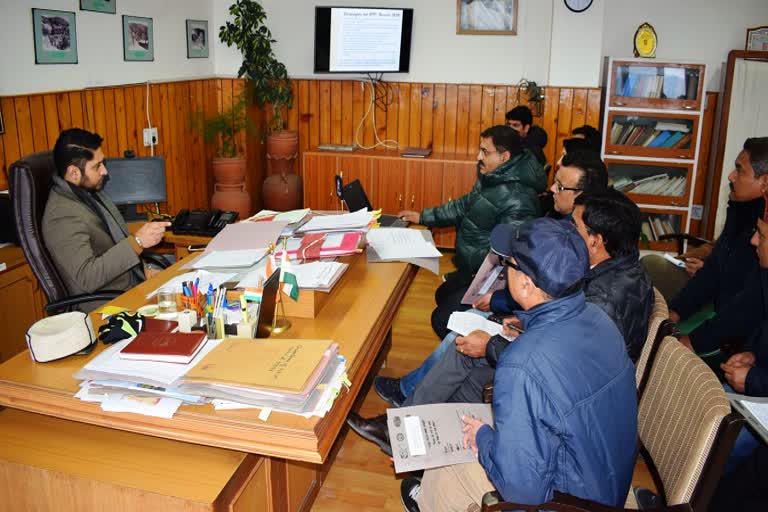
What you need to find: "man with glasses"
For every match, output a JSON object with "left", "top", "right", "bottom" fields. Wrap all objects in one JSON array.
[
  {"left": 550, "top": 150, "right": 608, "bottom": 217},
  {"left": 399, "top": 125, "right": 546, "bottom": 341},
  {"left": 400, "top": 218, "right": 637, "bottom": 511}
]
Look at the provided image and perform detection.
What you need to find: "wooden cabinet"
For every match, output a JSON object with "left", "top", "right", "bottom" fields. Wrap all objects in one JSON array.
[
  {"left": 302, "top": 150, "right": 476, "bottom": 248},
  {"left": 0, "top": 247, "right": 46, "bottom": 362},
  {"left": 602, "top": 58, "right": 707, "bottom": 252}
]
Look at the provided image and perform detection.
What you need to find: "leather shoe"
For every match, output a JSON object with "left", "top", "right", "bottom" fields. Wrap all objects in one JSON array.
[
  {"left": 374, "top": 376, "right": 406, "bottom": 407},
  {"left": 346, "top": 412, "right": 392, "bottom": 456},
  {"left": 400, "top": 476, "right": 422, "bottom": 512}
]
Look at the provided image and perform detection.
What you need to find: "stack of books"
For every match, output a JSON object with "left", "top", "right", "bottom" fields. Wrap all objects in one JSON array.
[
  {"left": 615, "top": 66, "right": 698, "bottom": 100},
  {"left": 610, "top": 121, "right": 692, "bottom": 149},
  {"left": 613, "top": 174, "right": 686, "bottom": 197},
  {"left": 641, "top": 215, "right": 678, "bottom": 242}
]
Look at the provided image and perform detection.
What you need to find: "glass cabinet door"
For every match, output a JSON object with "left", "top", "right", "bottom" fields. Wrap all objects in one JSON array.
[
  {"left": 605, "top": 112, "right": 699, "bottom": 160},
  {"left": 607, "top": 159, "right": 693, "bottom": 207},
  {"left": 610, "top": 61, "right": 705, "bottom": 110}
]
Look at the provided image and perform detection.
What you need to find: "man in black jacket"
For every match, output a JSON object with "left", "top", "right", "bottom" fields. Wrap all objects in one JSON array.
[
  {"left": 670, "top": 138, "right": 768, "bottom": 355},
  {"left": 506, "top": 105, "right": 548, "bottom": 165}
]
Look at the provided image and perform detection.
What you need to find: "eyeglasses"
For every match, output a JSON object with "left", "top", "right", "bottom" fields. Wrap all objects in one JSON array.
[
  {"left": 479, "top": 148, "right": 498, "bottom": 158},
  {"left": 554, "top": 180, "right": 582, "bottom": 193}
]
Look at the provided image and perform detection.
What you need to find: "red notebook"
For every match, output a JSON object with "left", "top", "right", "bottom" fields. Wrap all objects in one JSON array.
[{"left": 119, "top": 331, "right": 207, "bottom": 364}]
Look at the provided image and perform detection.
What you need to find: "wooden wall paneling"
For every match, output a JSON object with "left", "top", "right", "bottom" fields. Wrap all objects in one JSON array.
[
  {"left": 190, "top": 81, "right": 206, "bottom": 209},
  {"left": 172, "top": 82, "right": 191, "bottom": 212},
  {"left": 586, "top": 89, "right": 602, "bottom": 130},
  {"left": 341, "top": 80, "right": 354, "bottom": 146},
  {"left": 374, "top": 83, "right": 387, "bottom": 151},
  {"left": 363, "top": 80, "right": 375, "bottom": 149},
  {"left": 432, "top": 83, "right": 447, "bottom": 153},
  {"left": 492, "top": 85, "right": 507, "bottom": 127},
  {"left": 83, "top": 89, "right": 96, "bottom": 133},
  {"left": 570, "top": 89, "right": 588, "bottom": 132},
  {"left": 419, "top": 84, "right": 434, "bottom": 150},
  {"left": 308, "top": 80, "right": 320, "bottom": 150},
  {"left": 113, "top": 88, "right": 129, "bottom": 156},
  {"left": 319, "top": 80, "right": 331, "bottom": 146},
  {"left": 0, "top": 128, "right": 6, "bottom": 189},
  {"left": 55, "top": 93, "right": 72, "bottom": 133},
  {"left": 553, "top": 89, "right": 575, "bottom": 169},
  {"left": 42, "top": 95, "right": 60, "bottom": 150},
  {"left": 287, "top": 80, "right": 300, "bottom": 135},
  {"left": 14, "top": 97, "right": 35, "bottom": 158},
  {"left": 455, "top": 84, "right": 471, "bottom": 155},
  {"left": 480, "top": 85, "right": 495, "bottom": 133},
  {"left": 204, "top": 80, "right": 218, "bottom": 206},
  {"left": 92, "top": 90, "right": 109, "bottom": 156},
  {"left": 157, "top": 83, "right": 175, "bottom": 211},
  {"left": 541, "top": 87, "right": 561, "bottom": 166},
  {"left": 132, "top": 86, "right": 148, "bottom": 158},
  {"left": 397, "top": 82, "right": 411, "bottom": 149},
  {"left": 385, "top": 82, "right": 399, "bottom": 149},
  {"left": 408, "top": 83, "right": 421, "bottom": 148},
  {"left": 28, "top": 96, "right": 48, "bottom": 153},
  {"left": 1, "top": 97, "right": 22, "bottom": 168},
  {"left": 466, "top": 85, "right": 483, "bottom": 153},
  {"left": 443, "top": 84, "right": 458, "bottom": 154},
  {"left": 68, "top": 91, "right": 85, "bottom": 130},
  {"left": 298, "top": 80, "right": 311, "bottom": 155},
  {"left": 102, "top": 89, "right": 119, "bottom": 157},
  {"left": 232, "top": 79, "right": 246, "bottom": 163}
]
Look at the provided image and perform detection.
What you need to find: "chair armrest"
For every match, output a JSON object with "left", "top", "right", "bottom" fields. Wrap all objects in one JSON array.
[
  {"left": 45, "top": 291, "right": 123, "bottom": 315},
  {"left": 140, "top": 250, "right": 171, "bottom": 269},
  {"left": 481, "top": 491, "right": 694, "bottom": 512}
]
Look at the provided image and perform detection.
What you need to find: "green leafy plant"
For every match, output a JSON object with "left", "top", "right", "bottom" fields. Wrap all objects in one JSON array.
[
  {"left": 219, "top": 0, "right": 293, "bottom": 134},
  {"left": 191, "top": 93, "right": 250, "bottom": 158}
]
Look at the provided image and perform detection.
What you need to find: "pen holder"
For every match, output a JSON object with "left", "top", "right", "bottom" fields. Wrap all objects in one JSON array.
[
  {"left": 176, "top": 292, "right": 206, "bottom": 318},
  {"left": 236, "top": 318, "right": 258, "bottom": 339}
]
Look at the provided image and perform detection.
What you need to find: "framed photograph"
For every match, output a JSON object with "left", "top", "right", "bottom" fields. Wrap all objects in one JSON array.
[
  {"left": 457, "top": 0, "right": 518, "bottom": 35},
  {"left": 746, "top": 26, "right": 768, "bottom": 52},
  {"left": 80, "top": 0, "right": 116, "bottom": 14},
  {"left": 186, "top": 19, "right": 209, "bottom": 59},
  {"left": 123, "top": 15, "right": 154, "bottom": 61},
  {"left": 32, "top": 9, "right": 78, "bottom": 64}
]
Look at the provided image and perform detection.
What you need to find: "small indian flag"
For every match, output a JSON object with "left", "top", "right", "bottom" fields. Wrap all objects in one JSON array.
[{"left": 279, "top": 248, "right": 300, "bottom": 301}]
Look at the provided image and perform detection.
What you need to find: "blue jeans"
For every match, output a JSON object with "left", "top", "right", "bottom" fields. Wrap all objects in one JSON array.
[
  {"left": 399, "top": 309, "right": 491, "bottom": 397},
  {"left": 724, "top": 383, "right": 761, "bottom": 474}
]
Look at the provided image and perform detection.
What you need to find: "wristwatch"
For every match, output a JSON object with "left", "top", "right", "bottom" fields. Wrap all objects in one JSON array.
[{"left": 134, "top": 235, "right": 144, "bottom": 248}]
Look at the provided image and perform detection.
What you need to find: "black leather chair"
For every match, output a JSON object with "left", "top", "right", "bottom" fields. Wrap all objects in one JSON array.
[{"left": 8, "top": 151, "right": 169, "bottom": 314}]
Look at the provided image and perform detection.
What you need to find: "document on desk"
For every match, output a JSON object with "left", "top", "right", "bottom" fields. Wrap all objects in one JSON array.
[
  {"left": 297, "top": 208, "right": 374, "bottom": 233},
  {"left": 191, "top": 249, "right": 268, "bottom": 269},
  {"left": 461, "top": 253, "right": 505, "bottom": 305},
  {"left": 367, "top": 228, "right": 442, "bottom": 259},
  {"left": 204, "top": 221, "right": 289, "bottom": 253},
  {"left": 387, "top": 403, "right": 494, "bottom": 473},
  {"left": 447, "top": 311, "right": 514, "bottom": 340}
]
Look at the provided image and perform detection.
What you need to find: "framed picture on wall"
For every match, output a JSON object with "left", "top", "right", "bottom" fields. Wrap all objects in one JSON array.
[
  {"left": 32, "top": 9, "right": 78, "bottom": 65},
  {"left": 186, "top": 20, "right": 209, "bottom": 58},
  {"left": 746, "top": 26, "right": 768, "bottom": 52},
  {"left": 123, "top": 15, "right": 154, "bottom": 61},
  {"left": 457, "top": 0, "right": 518, "bottom": 35},
  {"left": 80, "top": 0, "right": 117, "bottom": 14}
]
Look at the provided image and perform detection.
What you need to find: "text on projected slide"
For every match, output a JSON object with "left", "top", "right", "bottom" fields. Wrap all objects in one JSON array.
[{"left": 329, "top": 8, "right": 403, "bottom": 72}]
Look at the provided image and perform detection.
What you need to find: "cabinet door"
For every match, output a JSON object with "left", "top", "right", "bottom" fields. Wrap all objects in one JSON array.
[
  {"left": 338, "top": 156, "right": 372, "bottom": 210},
  {"left": 606, "top": 159, "right": 694, "bottom": 207},
  {"left": 372, "top": 159, "right": 407, "bottom": 214},
  {"left": 303, "top": 153, "right": 339, "bottom": 211},
  {"left": 639, "top": 208, "right": 688, "bottom": 252},
  {"left": 605, "top": 111, "right": 699, "bottom": 160},
  {"left": 405, "top": 160, "right": 444, "bottom": 212},
  {"left": 436, "top": 162, "right": 477, "bottom": 247},
  {"left": 609, "top": 61, "right": 705, "bottom": 111},
  {"left": 0, "top": 264, "right": 46, "bottom": 362}
]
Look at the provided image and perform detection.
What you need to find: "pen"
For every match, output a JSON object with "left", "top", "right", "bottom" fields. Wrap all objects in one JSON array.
[{"left": 193, "top": 277, "right": 200, "bottom": 296}]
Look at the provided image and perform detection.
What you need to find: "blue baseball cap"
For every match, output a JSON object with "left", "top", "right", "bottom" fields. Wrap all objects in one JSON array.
[{"left": 490, "top": 218, "right": 589, "bottom": 298}]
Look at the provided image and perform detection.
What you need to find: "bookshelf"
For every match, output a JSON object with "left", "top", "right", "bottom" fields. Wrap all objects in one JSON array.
[{"left": 602, "top": 58, "right": 706, "bottom": 252}]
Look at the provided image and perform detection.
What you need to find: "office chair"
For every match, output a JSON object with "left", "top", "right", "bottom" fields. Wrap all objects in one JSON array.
[{"left": 8, "top": 151, "right": 170, "bottom": 314}]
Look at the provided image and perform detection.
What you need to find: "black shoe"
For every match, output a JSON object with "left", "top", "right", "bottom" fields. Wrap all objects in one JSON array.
[
  {"left": 400, "top": 476, "right": 422, "bottom": 512},
  {"left": 346, "top": 412, "right": 392, "bottom": 456},
  {"left": 374, "top": 376, "right": 406, "bottom": 407}
]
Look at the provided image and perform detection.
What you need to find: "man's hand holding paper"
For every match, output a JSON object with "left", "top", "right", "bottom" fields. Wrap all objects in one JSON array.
[{"left": 455, "top": 330, "right": 491, "bottom": 358}]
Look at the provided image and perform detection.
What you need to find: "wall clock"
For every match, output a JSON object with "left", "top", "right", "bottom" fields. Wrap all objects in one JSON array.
[
  {"left": 564, "top": 0, "right": 593, "bottom": 13},
  {"left": 634, "top": 22, "right": 658, "bottom": 58}
]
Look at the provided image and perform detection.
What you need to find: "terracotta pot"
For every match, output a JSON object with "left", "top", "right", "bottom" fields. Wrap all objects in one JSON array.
[
  {"left": 266, "top": 131, "right": 299, "bottom": 176},
  {"left": 212, "top": 157, "right": 247, "bottom": 185},
  {"left": 262, "top": 173, "right": 303, "bottom": 212},
  {"left": 212, "top": 182, "right": 251, "bottom": 220}
]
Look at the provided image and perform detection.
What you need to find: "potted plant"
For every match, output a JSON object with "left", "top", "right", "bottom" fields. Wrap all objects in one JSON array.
[{"left": 219, "top": 0, "right": 302, "bottom": 211}]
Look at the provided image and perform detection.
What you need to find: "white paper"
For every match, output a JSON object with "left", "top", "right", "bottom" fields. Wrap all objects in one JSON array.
[
  {"left": 100, "top": 393, "right": 182, "bottom": 419},
  {"left": 298, "top": 208, "right": 374, "bottom": 232},
  {"left": 192, "top": 249, "right": 267, "bottom": 269},
  {"left": 447, "top": 311, "right": 514, "bottom": 341},
  {"left": 742, "top": 400, "right": 768, "bottom": 430},
  {"left": 146, "top": 270, "right": 236, "bottom": 299},
  {"left": 292, "top": 261, "right": 346, "bottom": 288},
  {"left": 367, "top": 228, "right": 442, "bottom": 259},
  {"left": 404, "top": 416, "right": 427, "bottom": 456}
]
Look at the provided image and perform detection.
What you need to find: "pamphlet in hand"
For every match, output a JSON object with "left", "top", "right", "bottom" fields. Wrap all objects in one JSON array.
[
  {"left": 387, "top": 403, "right": 494, "bottom": 473},
  {"left": 461, "top": 252, "right": 505, "bottom": 305}
]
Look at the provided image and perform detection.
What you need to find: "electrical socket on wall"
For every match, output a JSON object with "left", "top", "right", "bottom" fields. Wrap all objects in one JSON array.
[{"left": 143, "top": 127, "right": 158, "bottom": 147}]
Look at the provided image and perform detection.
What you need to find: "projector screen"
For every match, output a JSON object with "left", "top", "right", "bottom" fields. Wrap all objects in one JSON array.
[{"left": 315, "top": 7, "right": 413, "bottom": 74}]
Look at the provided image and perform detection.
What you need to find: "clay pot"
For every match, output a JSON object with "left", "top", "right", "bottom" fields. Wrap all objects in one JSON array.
[
  {"left": 212, "top": 157, "right": 247, "bottom": 185},
  {"left": 212, "top": 183, "right": 251, "bottom": 220},
  {"left": 266, "top": 131, "right": 299, "bottom": 176},
  {"left": 262, "top": 172, "right": 303, "bottom": 212}
]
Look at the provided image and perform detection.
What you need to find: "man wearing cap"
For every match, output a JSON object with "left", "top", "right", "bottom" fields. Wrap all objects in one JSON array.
[{"left": 399, "top": 217, "right": 638, "bottom": 512}]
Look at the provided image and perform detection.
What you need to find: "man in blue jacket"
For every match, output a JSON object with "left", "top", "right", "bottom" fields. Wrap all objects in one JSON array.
[{"left": 403, "top": 218, "right": 638, "bottom": 511}]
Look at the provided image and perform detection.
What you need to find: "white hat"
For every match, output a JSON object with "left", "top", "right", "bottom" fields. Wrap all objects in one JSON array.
[{"left": 26, "top": 312, "right": 96, "bottom": 363}]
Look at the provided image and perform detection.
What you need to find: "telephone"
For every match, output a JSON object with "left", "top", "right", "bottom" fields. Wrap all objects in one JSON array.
[{"left": 171, "top": 209, "right": 239, "bottom": 236}]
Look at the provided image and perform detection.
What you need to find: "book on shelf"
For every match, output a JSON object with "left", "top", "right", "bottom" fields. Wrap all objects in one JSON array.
[
  {"left": 664, "top": 131, "right": 685, "bottom": 148},
  {"left": 648, "top": 131, "right": 672, "bottom": 148},
  {"left": 119, "top": 331, "right": 208, "bottom": 365},
  {"left": 685, "top": 70, "right": 699, "bottom": 100},
  {"left": 641, "top": 221, "right": 655, "bottom": 242},
  {"left": 654, "top": 121, "right": 690, "bottom": 133},
  {"left": 400, "top": 147, "right": 432, "bottom": 158},
  {"left": 672, "top": 133, "right": 692, "bottom": 149}
]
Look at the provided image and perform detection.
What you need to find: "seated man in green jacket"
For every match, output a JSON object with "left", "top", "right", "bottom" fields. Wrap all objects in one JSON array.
[
  {"left": 43, "top": 128, "right": 170, "bottom": 312},
  {"left": 398, "top": 125, "right": 546, "bottom": 339}
]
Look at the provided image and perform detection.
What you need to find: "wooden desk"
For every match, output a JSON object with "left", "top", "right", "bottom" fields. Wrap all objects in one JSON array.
[{"left": 0, "top": 251, "right": 416, "bottom": 510}]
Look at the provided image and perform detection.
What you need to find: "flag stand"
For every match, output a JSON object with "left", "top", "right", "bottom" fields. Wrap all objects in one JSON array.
[{"left": 271, "top": 238, "right": 292, "bottom": 334}]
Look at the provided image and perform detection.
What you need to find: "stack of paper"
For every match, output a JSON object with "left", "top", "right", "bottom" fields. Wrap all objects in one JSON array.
[
  {"left": 275, "top": 231, "right": 364, "bottom": 261},
  {"left": 246, "top": 209, "right": 311, "bottom": 237},
  {"left": 291, "top": 261, "right": 348, "bottom": 291},
  {"left": 191, "top": 249, "right": 268, "bottom": 269},
  {"left": 367, "top": 228, "right": 442, "bottom": 260},
  {"left": 297, "top": 209, "right": 375, "bottom": 233},
  {"left": 447, "top": 311, "right": 516, "bottom": 341}
]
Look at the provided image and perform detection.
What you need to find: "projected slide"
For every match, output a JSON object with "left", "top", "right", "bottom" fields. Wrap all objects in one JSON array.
[{"left": 329, "top": 8, "right": 403, "bottom": 72}]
